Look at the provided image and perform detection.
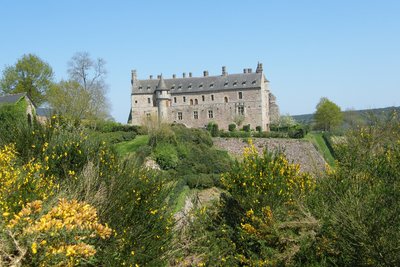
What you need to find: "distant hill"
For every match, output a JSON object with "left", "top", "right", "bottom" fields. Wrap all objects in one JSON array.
[{"left": 292, "top": 106, "right": 400, "bottom": 125}]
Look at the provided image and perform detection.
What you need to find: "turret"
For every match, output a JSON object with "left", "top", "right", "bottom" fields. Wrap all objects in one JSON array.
[{"left": 155, "top": 75, "right": 171, "bottom": 122}]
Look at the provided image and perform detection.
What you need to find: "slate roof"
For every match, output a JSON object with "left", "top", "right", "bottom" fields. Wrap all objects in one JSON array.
[
  {"left": 132, "top": 72, "right": 265, "bottom": 95},
  {"left": 36, "top": 107, "right": 53, "bottom": 117},
  {"left": 0, "top": 93, "right": 27, "bottom": 104}
]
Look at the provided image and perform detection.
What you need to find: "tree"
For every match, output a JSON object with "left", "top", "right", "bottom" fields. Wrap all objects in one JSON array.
[
  {"left": 47, "top": 80, "right": 91, "bottom": 121},
  {"left": 314, "top": 97, "right": 343, "bottom": 131},
  {"left": 0, "top": 54, "right": 54, "bottom": 105},
  {"left": 48, "top": 52, "right": 110, "bottom": 121}
]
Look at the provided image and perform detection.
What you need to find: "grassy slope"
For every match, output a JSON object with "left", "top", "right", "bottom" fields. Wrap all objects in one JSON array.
[
  {"left": 305, "top": 132, "right": 335, "bottom": 167},
  {"left": 114, "top": 135, "right": 149, "bottom": 156}
]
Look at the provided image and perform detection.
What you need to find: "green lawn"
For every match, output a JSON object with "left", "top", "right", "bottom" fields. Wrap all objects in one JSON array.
[
  {"left": 305, "top": 132, "right": 336, "bottom": 167},
  {"left": 114, "top": 135, "right": 149, "bottom": 156}
]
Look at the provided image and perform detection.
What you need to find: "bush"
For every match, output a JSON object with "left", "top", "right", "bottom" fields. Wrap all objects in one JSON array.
[
  {"left": 185, "top": 173, "right": 215, "bottom": 189},
  {"left": 207, "top": 122, "right": 219, "bottom": 137},
  {"left": 219, "top": 131, "right": 251, "bottom": 138},
  {"left": 154, "top": 143, "right": 179, "bottom": 170},
  {"left": 228, "top": 123, "right": 236, "bottom": 132},
  {"left": 90, "top": 131, "right": 137, "bottom": 144},
  {"left": 288, "top": 125, "right": 306, "bottom": 139},
  {"left": 307, "top": 116, "right": 400, "bottom": 266},
  {"left": 242, "top": 124, "right": 250, "bottom": 132},
  {"left": 255, "top": 126, "right": 262, "bottom": 132}
]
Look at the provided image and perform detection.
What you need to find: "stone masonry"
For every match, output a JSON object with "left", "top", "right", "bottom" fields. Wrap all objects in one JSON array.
[{"left": 129, "top": 63, "right": 279, "bottom": 131}]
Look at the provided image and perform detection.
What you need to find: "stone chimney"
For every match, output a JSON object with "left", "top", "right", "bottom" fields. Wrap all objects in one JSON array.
[
  {"left": 183, "top": 72, "right": 186, "bottom": 78},
  {"left": 222, "top": 66, "right": 227, "bottom": 76},
  {"left": 203, "top": 70, "right": 209, "bottom": 77},
  {"left": 131, "top": 70, "right": 137, "bottom": 85},
  {"left": 173, "top": 74, "right": 176, "bottom": 79},
  {"left": 157, "top": 75, "right": 161, "bottom": 79},
  {"left": 149, "top": 75, "right": 153, "bottom": 80},
  {"left": 247, "top": 68, "right": 252, "bottom": 73},
  {"left": 256, "top": 62, "right": 263, "bottom": 73},
  {"left": 243, "top": 68, "right": 247, "bottom": 74},
  {"left": 189, "top": 72, "right": 192, "bottom": 77}
]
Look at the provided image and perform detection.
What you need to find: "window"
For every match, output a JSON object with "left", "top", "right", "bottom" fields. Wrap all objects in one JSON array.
[
  {"left": 195, "top": 99, "right": 198, "bottom": 105},
  {"left": 199, "top": 84, "right": 203, "bottom": 88},
  {"left": 238, "top": 92, "right": 243, "bottom": 99},
  {"left": 146, "top": 113, "right": 151, "bottom": 119},
  {"left": 178, "top": 84, "right": 182, "bottom": 89},
  {"left": 134, "top": 100, "right": 138, "bottom": 104},
  {"left": 224, "top": 97, "right": 228, "bottom": 103},
  {"left": 211, "top": 95, "right": 214, "bottom": 101},
  {"left": 238, "top": 106, "right": 245, "bottom": 115},
  {"left": 190, "top": 99, "right": 193, "bottom": 105},
  {"left": 208, "top": 110, "right": 213, "bottom": 119},
  {"left": 183, "top": 96, "right": 186, "bottom": 102},
  {"left": 242, "top": 81, "right": 246, "bottom": 86},
  {"left": 171, "top": 85, "right": 175, "bottom": 89},
  {"left": 178, "top": 112, "right": 183, "bottom": 120},
  {"left": 210, "top": 83, "right": 214, "bottom": 88},
  {"left": 147, "top": 86, "right": 151, "bottom": 90},
  {"left": 188, "top": 84, "right": 192, "bottom": 89},
  {"left": 174, "top": 97, "right": 177, "bottom": 103},
  {"left": 252, "top": 80, "right": 256, "bottom": 85},
  {"left": 147, "top": 98, "right": 151, "bottom": 104},
  {"left": 233, "top": 81, "right": 237, "bottom": 86},
  {"left": 193, "top": 111, "right": 198, "bottom": 119},
  {"left": 139, "top": 86, "right": 143, "bottom": 90},
  {"left": 224, "top": 81, "right": 228, "bottom": 86},
  {"left": 202, "top": 95, "right": 205, "bottom": 101}
]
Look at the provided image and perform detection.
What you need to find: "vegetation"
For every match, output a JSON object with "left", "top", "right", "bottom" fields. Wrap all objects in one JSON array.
[
  {"left": 314, "top": 97, "right": 343, "bottom": 131},
  {"left": 0, "top": 54, "right": 54, "bottom": 105},
  {"left": 305, "top": 132, "right": 336, "bottom": 167}
]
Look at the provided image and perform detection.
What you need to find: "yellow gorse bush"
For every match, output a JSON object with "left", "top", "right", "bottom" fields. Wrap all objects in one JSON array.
[
  {"left": 0, "top": 144, "right": 56, "bottom": 216},
  {"left": 7, "top": 198, "right": 112, "bottom": 266}
]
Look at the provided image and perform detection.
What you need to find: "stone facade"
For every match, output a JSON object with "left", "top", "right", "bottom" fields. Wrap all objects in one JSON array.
[{"left": 129, "top": 63, "right": 279, "bottom": 131}]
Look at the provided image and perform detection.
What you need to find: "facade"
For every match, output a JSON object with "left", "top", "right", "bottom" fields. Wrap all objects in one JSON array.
[{"left": 129, "top": 63, "right": 279, "bottom": 131}]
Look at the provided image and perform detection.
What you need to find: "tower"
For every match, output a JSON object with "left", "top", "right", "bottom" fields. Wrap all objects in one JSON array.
[{"left": 155, "top": 75, "right": 171, "bottom": 122}]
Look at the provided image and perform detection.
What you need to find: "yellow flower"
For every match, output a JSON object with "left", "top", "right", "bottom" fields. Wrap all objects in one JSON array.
[{"left": 31, "top": 242, "right": 38, "bottom": 254}]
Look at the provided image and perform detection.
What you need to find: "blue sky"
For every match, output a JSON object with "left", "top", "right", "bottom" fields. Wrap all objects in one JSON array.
[{"left": 1, "top": 0, "right": 399, "bottom": 123}]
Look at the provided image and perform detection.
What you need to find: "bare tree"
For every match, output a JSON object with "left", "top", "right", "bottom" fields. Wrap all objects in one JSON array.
[{"left": 66, "top": 52, "right": 110, "bottom": 120}]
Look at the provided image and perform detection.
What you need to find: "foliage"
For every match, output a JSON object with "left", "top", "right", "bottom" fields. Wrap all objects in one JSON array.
[
  {"left": 154, "top": 142, "right": 179, "bottom": 170},
  {"left": 207, "top": 122, "right": 220, "bottom": 137},
  {"left": 242, "top": 124, "right": 250, "bottom": 132},
  {"left": 305, "top": 132, "right": 336, "bottom": 167},
  {"left": 228, "top": 123, "right": 236, "bottom": 132},
  {"left": 89, "top": 131, "right": 136, "bottom": 144},
  {"left": 255, "top": 126, "right": 262, "bottom": 132},
  {"left": 314, "top": 97, "right": 343, "bottom": 131},
  {"left": 189, "top": 140, "right": 316, "bottom": 265},
  {"left": 308, "top": 114, "right": 400, "bottom": 266},
  {"left": 3, "top": 199, "right": 111, "bottom": 266},
  {"left": 184, "top": 173, "right": 221, "bottom": 189},
  {"left": 114, "top": 135, "right": 149, "bottom": 156},
  {"left": 270, "top": 114, "right": 297, "bottom": 131},
  {"left": 288, "top": 125, "right": 307, "bottom": 139},
  {"left": 0, "top": 54, "right": 54, "bottom": 105}
]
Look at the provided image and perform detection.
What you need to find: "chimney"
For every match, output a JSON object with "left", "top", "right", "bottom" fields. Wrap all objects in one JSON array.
[
  {"left": 173, "top": 74, "right": 176, "bottom": 79},
  {"left": 222, "top": 66, "right": 227, "bottom": 76},
  {"left": 189, "top": 72, "right": 192, "bottom": 77},
  {"left": 183, "top": 72, "right": 186, "bottom": 78},
  {"left": 157, "top": 75, "right": 161, "bottom": 79},
  {"left": 203, "top": 70, "right": 209, "bottom": 77},
  {"left": 247, "top": 68, "right": 252, "bottom": 73},
  {"left": 131, "top": 70, "right": 137, "bottom": 85},
  {"left": 149, "top": 75, "right": 153, "bottom": 80},
  {"left": 243, "top": 68, "right": 247, "bottom": 74},
  {"left": 256, "top": 62, "right": 263, "bottom": 73}
]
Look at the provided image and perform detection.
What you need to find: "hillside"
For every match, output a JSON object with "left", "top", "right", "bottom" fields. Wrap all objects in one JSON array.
[{"left": 292, "top": 106, "right": 400, "bottom": 124}]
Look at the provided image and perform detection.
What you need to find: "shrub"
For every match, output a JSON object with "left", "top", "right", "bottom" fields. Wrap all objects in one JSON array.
[
  {"left": 185, "top": 173, "right": 215, "bottom": 189},
  {"left": 207, "top": 122, "right": 219, "bottom": 137},
  {"left": 255, "top": 126, "right": 262, "bottom": 132},
  {"left": 288, "top": 125, "right": 305, "bottom": 139},
  {"left": 154, "top": 143, "right": 179, "bottom": 170},
  {"left": 228, "top": 123, "right": 236, "bottom": 132},
  {"left": 242, "top": 124, "right": 250, "bottom": 132}
]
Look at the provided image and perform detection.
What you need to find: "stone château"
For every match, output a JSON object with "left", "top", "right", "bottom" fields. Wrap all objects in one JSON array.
[{"left": 129, "top": 63, "right": 279, "bottom": 131}]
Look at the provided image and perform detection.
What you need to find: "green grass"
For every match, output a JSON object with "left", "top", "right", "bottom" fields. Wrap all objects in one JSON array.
[
  {"left": 114, "top": 135, "right": 149, "bottom": 156},
  {"left": 305, "top": 132, "right": 336, "bottom": 167},
  {"left": 172, "top": 185, "right": 191, "bottom": 214}
]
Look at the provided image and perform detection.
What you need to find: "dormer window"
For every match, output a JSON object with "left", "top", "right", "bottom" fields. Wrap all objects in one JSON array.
[
  {"left": 188, "top": 83, "right": 192, "bottom": 89},
  {"left": 199, "top": 84, "right": 203, "bottom": 88},
  {"left": 224, "top": 81, "right": 228, "bottom": 86},
  {"left": 233, "top": 81, "right": 238, "bottom": 86},
  {"left": 210, "top": 83, "right": 214, "bottom": 88},
  {"left": 252, "top": 80, "right": 256, "bottom": 85},
  {"left": 139, "top": 86, "right": 143, "bottom": 90},
  {"left": 171, "top": 85, "right": 175, "bottom": 89},
  {"left": 242, "top": 81, "right": 246, "bottom": 86},
  {"left": 178, "top": 84, "right": 182, "bottom": 89}
]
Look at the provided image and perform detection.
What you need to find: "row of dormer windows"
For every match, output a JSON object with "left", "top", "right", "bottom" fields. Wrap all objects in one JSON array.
[
  {"left": 137, "top": 81, "right": 256, "bottom": 90},
  {"left": 140, "top": 92, "right": 243, "bottom": 106}
]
